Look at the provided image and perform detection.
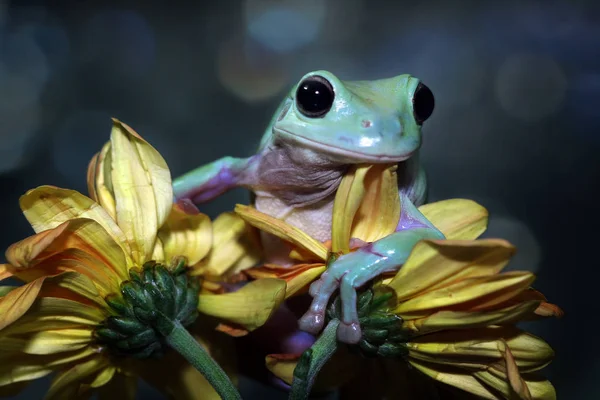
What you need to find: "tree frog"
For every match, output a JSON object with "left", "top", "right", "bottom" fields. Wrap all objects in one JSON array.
[{"left": 173, "top": 70, "right": 444, "bottom": 344}]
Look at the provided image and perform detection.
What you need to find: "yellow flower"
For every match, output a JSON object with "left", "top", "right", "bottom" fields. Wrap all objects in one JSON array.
[
  {"left": 0, "top": 119, "right": 284, "bottom": 398},
  {"left": 236, "top": 164, "right": 561, "bottom": 399}
]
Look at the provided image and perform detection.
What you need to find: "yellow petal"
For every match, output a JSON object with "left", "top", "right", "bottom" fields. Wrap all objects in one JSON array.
[
  {"left": 474, "top": 370, "right": 556, "bottom": 400},
  {"left": 195, "top": 212, "right": 262, "bottom": 277},
  {"left": 89, "top": 366, "right": 117, "bottom": 389},
  {"left": 351, "top": 164, "right": 401, "bottom": 243},
  {"left": 2, "top": 297, "right": 106, "bottom": 336},
  {"left": 331, "top": 164, "right": 370, "bottom": 253},
  {"left": 396, "top": 271, "right": 535, "bottom": 317},
  {"left": 408, "top": 360, "right": 499, "bottom": 400},
  {"left": 45, "top": 355, "right": 110, "bottom": 400},
  {"left": 87, "top": 141, "right": 117, "bottom": 219},
  {"left": 0, "top": 328, "right": 92, "bottom": 355},
  {"left": 235, "top": 204, "right": 328, "bottom": 261},
  {"left": 402, "top": 300, "right": 540, "bottom": 335},
  {"left": 0, "top": 278, "right": 46, "bottom": 330},
  {"left": 7, "top": 218, "right": 129, "bottom": 284},
  {"left": 110, "top": 119, "right": 173, "bottom": 264},
  {"left": 389, "top": 239, "right": 516, "bottom": 302},
  {"left": 0, "top": 349, "right": 97, "bottom": 389},
  {"left": 406, "top": 326, "right": 554, "bottom": 372},
  {"left": 198, "top": 278, "right": 286, "bottom": 331},
  {"left": 19, "top": 186, "right": 131, "bottom": 257},
  {"left": 157, "top": 202, "right": 212, "bottom": 266},
  {"left": 418, "top": 198, "right": 489, "bottom": 240}
]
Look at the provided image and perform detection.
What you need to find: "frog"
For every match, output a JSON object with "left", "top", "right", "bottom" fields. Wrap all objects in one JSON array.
[{"left": 173, "top": 70, "right": 445, "bottom": 344}]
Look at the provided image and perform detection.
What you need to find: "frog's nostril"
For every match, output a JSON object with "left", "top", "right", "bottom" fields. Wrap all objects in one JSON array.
[{"left": 361, "top": 120, "right": 372, "bottom": 128}]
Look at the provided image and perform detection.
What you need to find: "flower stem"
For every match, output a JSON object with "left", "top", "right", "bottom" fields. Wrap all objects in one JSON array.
[
  {"left": 165, "top": 320, "right": 241, "bottom": 400},
  {"left": 289, "top": 319, "right": 340, "bottom": 400}
]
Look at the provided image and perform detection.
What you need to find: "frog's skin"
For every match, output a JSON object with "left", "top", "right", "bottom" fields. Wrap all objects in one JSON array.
[{"left": 173, "top": 70, "right": 444, "bottom": 344}]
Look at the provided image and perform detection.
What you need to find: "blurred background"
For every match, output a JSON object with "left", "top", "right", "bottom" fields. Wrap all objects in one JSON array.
[{"left": 0, "top": 0, "right": 598, "bottom": 398}]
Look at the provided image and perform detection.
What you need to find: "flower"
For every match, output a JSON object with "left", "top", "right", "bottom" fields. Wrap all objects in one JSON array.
[
  {"left": 235, "top": 164, "right": 562, "bottom": 399},
  {"left": 238, "top": 163, "right": 407, "bottom": 298},
  {"left": 0, "top": 119, "right": 284, "bottom": 398}
]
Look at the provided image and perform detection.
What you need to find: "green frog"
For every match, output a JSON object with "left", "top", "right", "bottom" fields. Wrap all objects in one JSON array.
[{"left": 173, "top": 70, "right": 444, "bottom": 344}]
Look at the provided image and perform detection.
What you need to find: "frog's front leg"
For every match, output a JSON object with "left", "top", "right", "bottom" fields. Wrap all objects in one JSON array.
[
  {"left": 298, "top": 196, "right": 445, "bottom": 344},
  {"left": 173, "top": 156, "right": 257, "bottom": 203}
]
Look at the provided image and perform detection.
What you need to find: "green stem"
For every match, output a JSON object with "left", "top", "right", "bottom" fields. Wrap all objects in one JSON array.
[
  {"left": 289, "top": 319, "right": 340, "bottom": 400},
  {"left": 165, "top": 321, "right": 241, "bottom": 400}
]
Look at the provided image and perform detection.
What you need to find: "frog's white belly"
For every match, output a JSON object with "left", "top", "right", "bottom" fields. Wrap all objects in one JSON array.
[{"left": 254, "top": 194, "right": 333, "bottom": 265}]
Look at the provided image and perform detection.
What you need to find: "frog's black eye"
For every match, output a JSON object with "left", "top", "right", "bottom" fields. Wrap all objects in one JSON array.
[
  {"left": 412, "top": 83, "right": 435, "bottom": 125},
  {"left": 295, "top": 75, "right": 334, "bottom": 118}
]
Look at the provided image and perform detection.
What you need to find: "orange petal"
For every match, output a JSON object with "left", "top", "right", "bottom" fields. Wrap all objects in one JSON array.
[
  {"left": 418, "top": 198, "right": 489, "bottom": 240},
  {"left": 285, "top": 265, "right": 326, "bottom": 298},
  {"left": 235, "top": 204, "right": 328, "bottom": 261},
  {"left": 38, "top": 271, "right": 105, "bottom": 308},
  {"left": 0, "top": 277, "right": 46, "bottom": 330},
  {"left": 7, "top": 219, "right": 129, "bottom": 284},
  {"left": 87, "top": 141, "right": 117, "bottom": 219},
  {"left": 19, "top": 186, "right": 131, "bottom": 258},
  {"left": 5, "top": 221, "right": 70, "bottom": 268},
  {"left": 389, "top": 239, "right": 516, "bottom": 302},
  {"left": 157, "top": 202, "right": 212, "bottom": 266},
  {"left": 0, "top": 264, "right": 14, "bottom": 282},
  {"left": 396, "top": 271, "right": 536, "bottom": 318},
  {"left": 331, "top": 164, "right": 370, "bottom": 253},
  {"left": 348, "top": 163, "right": 400, "bottom": 244},
  {"left": 110, "top": 119, "right": 173, "bottom": 264},
  {"left": 499, "top": 340, "right": 533, "bottom": 400},
  {"left": 15, "top": 249, "right": 120, "bottom": 298}
]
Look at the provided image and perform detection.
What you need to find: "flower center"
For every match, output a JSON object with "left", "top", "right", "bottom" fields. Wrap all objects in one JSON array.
[
  {"left": 327, "top": 288, "right": 409, "bottom": 358},
  {"left": 94, "top": 256, "right": 200, "bottom": 359}
]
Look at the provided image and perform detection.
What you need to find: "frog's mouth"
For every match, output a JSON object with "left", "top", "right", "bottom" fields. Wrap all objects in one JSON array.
[{"left": 274, "top": 128, "right": 415, "bottom": 163}]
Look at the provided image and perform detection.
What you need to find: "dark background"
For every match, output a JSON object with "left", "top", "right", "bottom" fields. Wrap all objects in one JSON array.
[{"left": 1, "top": 0, "right": 598, "bottom": 398}]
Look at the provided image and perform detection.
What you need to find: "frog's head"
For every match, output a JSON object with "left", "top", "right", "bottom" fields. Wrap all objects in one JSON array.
[{"left": 272, "top": 70, "right": 435, "bottom": 162}]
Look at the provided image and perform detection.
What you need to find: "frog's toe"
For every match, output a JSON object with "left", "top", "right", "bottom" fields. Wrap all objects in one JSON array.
[
  {"left": 298, "top": 311, "right": 325, "bottom": 334},
  {"left": 336, "top": 321, "right": 361, "bottom": 344},
  {"left": 308, "top": 277, "right": 324, "bottom": 297}
]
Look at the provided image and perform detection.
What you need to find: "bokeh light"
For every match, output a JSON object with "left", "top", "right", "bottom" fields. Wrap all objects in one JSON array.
[
  {"left": 244, "top": 0, "right": 326, "bottom": 53},
  {"left": 495, "top": 53, "right": 567, "bottom": 122},
  {"left": 482, "top": 215, "right": 542, "bottom": 273},
  {"left": 217, "top": 34, "right": 290, "bottom": 102}
]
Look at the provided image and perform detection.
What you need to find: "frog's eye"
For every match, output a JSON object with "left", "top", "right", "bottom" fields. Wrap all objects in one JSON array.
[
  {"left": 295, "top": 75, "right": 334, "bottom": 118},
  {"left": 412, "top": 83, "right": 435, "bottom": 125}
]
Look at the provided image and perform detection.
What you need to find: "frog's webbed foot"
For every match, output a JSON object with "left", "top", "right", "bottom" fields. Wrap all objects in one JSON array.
[{"left": 298, "top": 253, "right": 390, "bottom": 344}]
